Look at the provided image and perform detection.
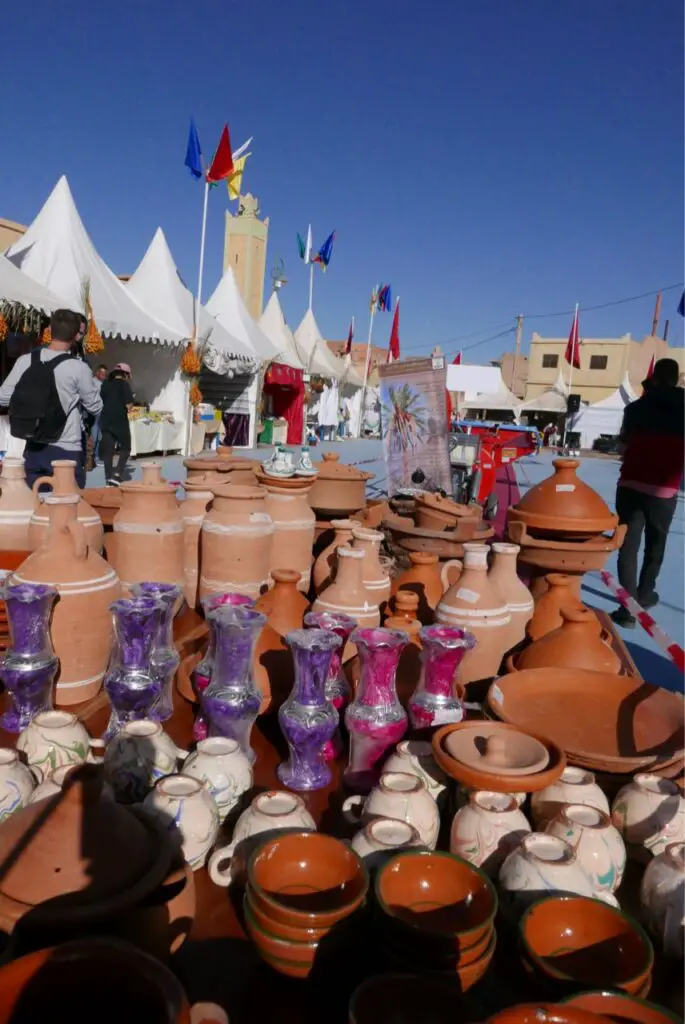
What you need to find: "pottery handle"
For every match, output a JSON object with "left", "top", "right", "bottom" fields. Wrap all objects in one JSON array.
[
  {"left": 87, "top": 738, "right": 105, "bottom": 764},
  {"left": 67, "top": 519, "right": 88, "bottom": 561},
  {"left": 440, "top": 559, "right": 462, "bottom": 592},
  {"left": 506, "top": 520, "right": 526, "bottom": 544},
  {"left": 341, "top": 794, "right": 365, "bottom": 825},
  {"left": 175, "top": 744, "right": 189, "bottom": 761},
  {"left": 207, "top": 845, "right": 235, "bottom": 888},
  {"left": 32, "top": 476, "right": 54, "bottom": 499}
]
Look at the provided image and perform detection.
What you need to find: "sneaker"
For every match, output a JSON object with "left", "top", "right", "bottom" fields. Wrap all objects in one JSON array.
[
  {"left": 263, "top": 446, "right": 295, "bottom": 478},
  {"left": 611, "top": 606, "right": 636, "bottom": 629},
  {"left": 295, "top": 446, "right": 317, "bottom": 477},
  {"left": 106, "top": 478, "right": 121, "bottom": 488},
  {"left": 638, "top": 591, "right": 659, "bottom": 610}
]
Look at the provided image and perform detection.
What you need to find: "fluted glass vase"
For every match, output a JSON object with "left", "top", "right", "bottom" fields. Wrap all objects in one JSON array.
[
  {"left": 131, "top": 581, "right": 182, "bottom": 721},
  {"left": 201, "top": 605, "right": 265, "bottom": 763},
  {"left": 103, "top": 597, "right": 164, "bottom": 740},
  {"left": 193, "top": 591, "right": 254, "bottom": 741},
  {"left": 304, "top": 610, "right": 356, "bottom": 762},
  {"left": 278, "top": 628, "right": 341, "bottom": 791},
  {"left": 408, "top": 624, "right": 475, "bottom": 730},
  {"left": 0, "top": 582, "right": 58, "bottom": 732},
  {"left": 344, "top": 627, "right": 409, "bottom": 792}
]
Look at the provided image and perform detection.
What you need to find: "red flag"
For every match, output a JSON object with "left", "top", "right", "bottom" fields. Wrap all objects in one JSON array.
[
  {"left": 453, "top": 351, "right": 462, "bottom": 365},
  {"left": 647, "top": 354, "right": 656, "bottom": 378},
  {"left": 344, "top": 317, "right": 354, "bottom": 356},
  {"left": 564, "top": 308, "right": 581, "bottom": 369},
  {"left": 206, "top": 125, "right": 234, "bottom": 184},
  {"left": 387, "top": 299, "right": 400, "bottom": 363}
]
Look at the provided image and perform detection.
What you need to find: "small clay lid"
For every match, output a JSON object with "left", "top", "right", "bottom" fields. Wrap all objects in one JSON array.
[
  {"left": 415, "top": 492, "right": 473, "bottom": 518},
  {"left": 510, "top": 459, "right": 617, "bottom": 533},
  {"left": 444, "top": 721, "right": 549, "bottom": 776},
  {"left": 313, "top": 452, "right": 374, "bottom": 482}
]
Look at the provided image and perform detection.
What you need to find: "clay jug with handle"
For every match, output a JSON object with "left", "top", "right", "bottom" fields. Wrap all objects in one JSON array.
[
  {"left": 351, "top": 527, "right": 392, "bottom": 613},
  {"left": 488, "top": 542, "right": 533, "bottom": 653},
  {"left": 312, "top": 518, "right": 355, "bottom": 594},
  {"left": 526, "top": 572, "right": 585, "bottom": 641},
  {"left": 29, "top": 459, "right": 103, "bottom": 554},
  {"left": 0, "top": 457, "right": 35, "bottom": 551},
  {"left": 111, "top": 468, "right": 184, "bottom": 595},
  {"left": 180, "top": 482, "right": 213, "bottom": 610}
]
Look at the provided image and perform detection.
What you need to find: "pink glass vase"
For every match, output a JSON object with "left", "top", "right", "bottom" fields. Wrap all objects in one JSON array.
[
  {"left": 304, "top": 609, "right": 356, "bottom": 762},
  {"left": 407, "top": 624, "right": 475, "bottom": 730}
]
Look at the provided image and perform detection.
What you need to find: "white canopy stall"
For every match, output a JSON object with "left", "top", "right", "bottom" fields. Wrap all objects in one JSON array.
[
  {"left": 258, "top": 293, "right": 307, "bottom": 445},
  {"left": 0, "top": 255, "right": 65, "bottom": 313},
  {"left": 294, "top": 309, "right": 362, "bottom": 438},
  {"left": 459, "top": 369, "right": 522, "bottom": 420},
  {"left": 569, "top": 374, "right": 637, "bottom": 450}
]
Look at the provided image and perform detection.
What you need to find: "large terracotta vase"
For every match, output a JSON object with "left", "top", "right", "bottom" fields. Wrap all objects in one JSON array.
[
  {"left": 255, "top": 470, "right": 315, "bottom": 593},
  {"left": 352, "top": 527, "right": 391, "bottom": 614},
  {"left": 526, "top": 572, "right": 585, "bottom": 641},
  {"left": 180, "top": 482, "right": 213, "bottom": 610},
  {"left": 390, "top": 551, "right": 444, "bottom": 624},
  {"left": 488, "top": 542, "right": 533, "bottom": 653},
  {"left": 110, "top": 469, "right": 183, "bottom": 595},
  {"left": 254, "top": 568, "right": 310, "bottom": 710},
  {"left": 384, "top": 591, "right": 423, "bottom": 705},
  {"left": 28, "top": 459, "right": 103, "bottom": 555},
  {"left": 312, "top": 518, "right": 355, "bottom": 595},
  {"left": 14, "top": 495, "right": 121, "bottom": 706},
  {"left": 0, "top": 457, "right": 35, "bottom": 551},
  {"left": 199, "top": 485, "right": 273, "bottom": 601},
  {"left": 436, "top": 543, "right": 511, "bottom": 686},
  {"left": 313, "top": 546, "right": 381, "bottom": 631},
  {"left": 515, "top": 606, "right": 621, "bottom": 674}
]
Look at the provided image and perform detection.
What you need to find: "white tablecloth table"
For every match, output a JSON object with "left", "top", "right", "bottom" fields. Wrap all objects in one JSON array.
[{"left": 129, "top": 418, "right": 185, "bottom": 457}]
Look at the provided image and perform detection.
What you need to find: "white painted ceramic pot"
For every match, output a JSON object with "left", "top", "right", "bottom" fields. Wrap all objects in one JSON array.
[
  {"left": 182, "top": 737, "right": 252, "bottom": 822},
  {"left": 0, "top": 748, "right": 35, "bottom": 821},
  {"left": 16, "top": 710, "right": 93, "bottom": 782},
  {"left": 546, "top": 803, "right": 626, "bottom": 897},
  {"left": 612, "top": 773, "right": 685, "bottom": 859},
  {"left": 450, "top": 790, "right": 531, "bottom": 877},
  {"left": 143, "top": 774, "right": 219, "bottom": 870},
  {"left": 498, "top": 832, "right": 602, "bottom": 911},
  {"left": 343, "top": 771, "right": 440, "bottom": 850},
  {"left": 640, "top": 841, "right": 685, "bottom": 959},
  {"left": 382, "top": 739, "right": 448, "bottom": 806},
  {"left": 530, "top": 765, "right": 610, "bottom": 829},
  {"left": 104, "top": 719, "right": 185, "bottom": 804},
  {"left": 351, "top": 817, "right": 423, "bottom": 870}
]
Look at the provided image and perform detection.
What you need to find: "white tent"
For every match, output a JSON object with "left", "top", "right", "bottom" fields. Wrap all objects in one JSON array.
[
  {"left": 294, "top": 308, "right": 362, "bottom": 385},
  {"left": 0, "top": 254, "right": 66, "bottom": 313},
  {"left": 518, "top": 372, "right": 569, "bottom": 415},
  {"left": 461, "top": 369, "right": 521, "bottom": 415},
  {"left": 258, "top": 292, "right": 306, "bottom": 370},
  {"left": 569, "top": 374, "right": 637, "bottom": 449},
  {"left": 206, "top": 266, "right": 280, "bottom": 362},
  {"left": 5, "top": 176, "right": 181, "bottom": 345}
]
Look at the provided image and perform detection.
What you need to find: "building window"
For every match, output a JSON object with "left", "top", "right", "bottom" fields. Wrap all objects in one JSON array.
[
  {"left": 589, "top": 355, "right": 608, "bottom": 370},
  {"left": 542, "top": 354, "right": 559, "bottom": 368}
]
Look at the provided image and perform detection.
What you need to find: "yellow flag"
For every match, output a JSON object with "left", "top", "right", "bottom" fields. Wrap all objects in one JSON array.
[{"left": 227, "top": 154, "right": 249, "bottom": 201}]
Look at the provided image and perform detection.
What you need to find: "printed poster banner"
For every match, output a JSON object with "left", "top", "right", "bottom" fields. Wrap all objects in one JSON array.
[{"left": 378, "top": 354, "right": 452, "bottom": 495}]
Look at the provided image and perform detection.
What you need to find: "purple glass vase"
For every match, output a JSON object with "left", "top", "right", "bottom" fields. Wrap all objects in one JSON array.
[
  {"left": 131, "top": 582, "right": 182, "bottom": 722},
  {"left": 344, "top": 627, "right": 409, "bottom": 792},
  {"left": 0, "top": 582, "right": 58, "bottom": 732},
  {"left": 407, "top": 625, "right": 475, "bottom": 730},
  {"left": 277, "top": 628, "right": 341, "bottom": 791},
  {"left": 192, "top": 591, "right": 254, "bottom": 741},
  {"left": 303, "top": 610, "right": 356, "bottom": 762},
  {"left": 201, "top": 605, "right": 265, "bottom": 763},
  {"left": 103, "top": 597, "right": 164, "bottom": 739}
]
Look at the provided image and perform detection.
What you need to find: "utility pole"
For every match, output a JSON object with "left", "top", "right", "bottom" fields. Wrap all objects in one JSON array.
[{"left": 512, "top": 314, "right": 523, "bottom": 396}]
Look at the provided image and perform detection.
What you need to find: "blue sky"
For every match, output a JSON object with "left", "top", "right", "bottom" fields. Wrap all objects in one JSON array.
[{"left": 1, "top": 0, "right": 682, "bottom": 359}]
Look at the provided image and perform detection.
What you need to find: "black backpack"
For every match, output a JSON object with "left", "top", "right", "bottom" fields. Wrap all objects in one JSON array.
[{"left": 9, "top": 349, "right": 75, "bottom": 444}]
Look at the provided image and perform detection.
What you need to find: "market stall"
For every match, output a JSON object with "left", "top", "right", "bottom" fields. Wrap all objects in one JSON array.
[
  {"left": 259, "top": 292, "right": 306, "bottom": 445},
  {"left": 569, "top": 374, "right": 637, "bottom": 450}
]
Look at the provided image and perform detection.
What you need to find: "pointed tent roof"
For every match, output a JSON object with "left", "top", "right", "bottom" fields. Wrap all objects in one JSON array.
[
  {"left": 461, "top": 368, "right": 521, "bottom": 411},
  {"left": 258, "top": 292, "right": 306, "bottom": 370},
  {"left": 5, "top": 176, "right": 181, "bottom": 344},
  {"left": 128, "top": 228, "right": 255, "bottom": 370},
  {"left": 518, "top": 371, "right": 570, "bottom": 414},
  {"left": 0, "top": 254, "right": 66, "bottom": 314},
  {"left": 205, "top": 266, "right": 279, "bottom": 362},
  {"left": 294, "top": 308, "right": 362, "bottom": 385}
]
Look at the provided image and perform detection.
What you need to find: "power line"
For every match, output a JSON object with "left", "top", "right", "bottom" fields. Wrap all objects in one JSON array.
[
  {"left": 524, "top": 282, "right": 684, "bottom": 320},
  {"left": 401, "top": 319, "right": 516, "bottom": 354}
]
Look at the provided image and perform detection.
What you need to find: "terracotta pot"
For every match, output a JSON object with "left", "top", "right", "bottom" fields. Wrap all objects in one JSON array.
[
  {"left": 14, "top": 495, "right": 121, "bottom": 705},
  {"left": 546, "top": 803, "right": 626, "bottom": 898},
  {"left": 508, "top": 458, "right": 618, "bottom": 537},
  {"left": 255, "top": 469, "right": 315, "bottom": 592},
  {"left": 313, "top": 546, "right": 381, "bottom": 630},
  {"left": 308, "top": 452, "right": 373, "bottom": 516},
  {"left": 562, "top": 991, "right": 681, "bottom": 1024},
  {"left": 516, "top": 606, "right": 622, "bottom": 674},
  {"left": 527, "top": 573, "right": 589, "bottom": 641},
  {"left": 488, "top": 542, "right": 533, "bottom": 652},
  {"left": 508, "top": 520, "right": 626, "bottom": 600},
  {"left": 28, "top": 459, "right": 103, "bottom": 554},
  {"left": 640, "top": 842, "right": 685, "bottom": 958},
  {"left": 254, "top": 568, "right": 310, "bottom": 708},
  {"left": 343, "top": 771, "right": 440, "bottom": 849},
  {"left": 390, "top": 551, "right": 444, "bottom": 624},
  {"left": 490, "top": 1006, "right": 620, "bottom": 1024},
  {"left": 352, "top": 526, "right": 391, "bottom": 613},
  {"left": 110, "top": 475, "right": 184, "bottom": 595},
  {"left": 180, "top": 482, "right": 213, "bottom": 610},
  {"left": 415, "top": 492, "right": 478, "bottom": 533},
  {"left": 0, "top": 458, "right": 36, "bottom": 551},
  {"left": 384, "top": 592, "right": 423, "bottom": 704},
  {"left": 450, "top": 790, "right": 531, "bottom": 877},
  {"left": 498, "top": 834, "right": 597, "bottom": 911},
  {"left": 312, "top": 518, "right": 355, "bottom": 594},
  {"left": 199, "top": 484, "right": 273, "bottom": 600},
  {"left": 184, "top": 453, "right": 258, "bottom": 487},
  {"left": 436, "top": 543, "right": 511, "bottom": 685},
  {"left": 612, "top": 774, "right": 685, "bottom": 859},
  {"left": 530, "top": 765, "right": 610, "bottom": 829},
  {"left": 255, "top": 567, "right": 309, "bottom": 635}
]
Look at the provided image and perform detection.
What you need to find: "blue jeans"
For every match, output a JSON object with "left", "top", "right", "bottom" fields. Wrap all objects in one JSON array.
[
  {"left": 24, "top": 443, "right": 86, "bottom": 490},
  {"left": 91, "top": 415, "right": 102, "bottom": 458}
]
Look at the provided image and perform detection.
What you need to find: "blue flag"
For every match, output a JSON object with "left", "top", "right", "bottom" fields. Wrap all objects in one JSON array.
[
  {"left": 184, "top": 118, "right": 203, "bottom": 180},
  {"left": 315, "top": 230, "right": 335, "bottom": 268},
  {"left": 678, "top": 291, "right": 685, "bottom": 318}
]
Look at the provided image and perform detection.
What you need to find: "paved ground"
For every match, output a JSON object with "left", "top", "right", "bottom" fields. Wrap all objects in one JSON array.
[{"left": 89, "top": 441, "right": 683, "bottom": 692}]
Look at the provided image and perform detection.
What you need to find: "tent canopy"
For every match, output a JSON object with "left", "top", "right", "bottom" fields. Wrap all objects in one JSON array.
[
  {"left": 518, "top": 372, "right": 569, "bottom": 414},
  {"left": 206, "top": 266, "right": 280, "bottom": 363},
  {"left": 461, "top": 369, "right": 521, "bottom": 412},
  {"left": 0, "top": 254, "right": 65, "bottom": 314},
  {"left": 569, "top": 374, "right": 637, "bottom": 448},
  {"left": 294, "top": 309, "right": 362, "bottom": 385},
  {"left": 259, "top": 292, "right": 306, "bottom": 370},
  {"left": 5, "top": 176, "right": 181, "bottom": 345}
]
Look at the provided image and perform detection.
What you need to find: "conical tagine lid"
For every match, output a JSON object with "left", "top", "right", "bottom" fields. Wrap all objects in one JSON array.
[{"left": 509, "top": 459, "right": 617, "bottom": 534}]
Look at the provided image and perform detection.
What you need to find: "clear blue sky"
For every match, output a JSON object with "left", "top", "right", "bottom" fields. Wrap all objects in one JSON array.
[{"left": 1, "top": 0, "right": 683, "bottom": 360}]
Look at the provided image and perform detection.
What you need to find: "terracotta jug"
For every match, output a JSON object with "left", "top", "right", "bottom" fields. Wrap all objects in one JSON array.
[
  {"left": 436, "top": 542, "right": 511, "bottom": 685},
  {"left": 516, "top": 605, "right": 622, "bottom": 674},
  {"left": 254, "top": 569, "right": 309, "bottom": 709},
  {"left": 352, "top": 526, "right": 392, "bottom": 613},
  {"left": 488, "top": 542, "right": 533, "bottom": 653},
  {"left": 28, "top": 459, "right": 103, "bottom": 554},
  {"left": 526, "top": 572, "right": 585, "bottom": 641},
  {"left": 255, "top": 470, "right": 315, "bottom": 592},
  {"left": 0, "top": 457, "right": 35, "bottom": 551},
  {"left": 390, "top": 551, "right": 445, "bottom": 624},
  {"left": 110, "top": 471, "right": 184, "bottom": 596},
  {"left": 384, "top": 591, "right": 422, "bottom": 706},
  {"left": 312, "top": 518, "right": 355, "bottom": 594},
  {"left": 14, "top": 495, "right": 121, "bottom": 705},
  {"left": 180, "top": 482, "right": 213, "bottom": 610},
  {"left": 255, "top": 568, "right": 309, "bottom": 634},
  {"left": 313, "top": 545, "right": 380, "bottom": 630},
  {"left": 199, "top": 485, "right": 274, "bottom": 600}
]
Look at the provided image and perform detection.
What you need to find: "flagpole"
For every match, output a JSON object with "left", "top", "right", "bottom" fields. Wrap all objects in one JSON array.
[
  {"left": 562, "top": 302, "right": 579, "bottom": 451},
  {"left": 356, "top": 305, "right": 376, "bottom": 438},
  {"left": 308, "top": 261, "right": 314, "bottom": 311},
  {"left": 184, "top": 178, "right": 210, "bottom": 457}
]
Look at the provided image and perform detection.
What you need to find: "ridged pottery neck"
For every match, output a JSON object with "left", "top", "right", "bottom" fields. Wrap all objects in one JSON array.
[
  {"left": 462, "top": 545, "right": 489, "bottom": 570},
  {"left": 48, "top": 461, "right": 78, "bottom": 493}
]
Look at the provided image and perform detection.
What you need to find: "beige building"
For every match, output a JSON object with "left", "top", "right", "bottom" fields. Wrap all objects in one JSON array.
[
  {"left": 0, "top": 218, "right": 26, "bottom": 252},
  {"left": 223, "top": 193, "right": 268, "bottom": 321},
  {"left": 327, "top": 340, "right": 387, "bottom": 386},
  {"left": 494, "top": 351, "right": 528, "bottom": 398}
]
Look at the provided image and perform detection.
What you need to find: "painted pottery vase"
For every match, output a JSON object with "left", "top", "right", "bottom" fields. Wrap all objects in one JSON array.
[
  {"left": 384, "top": 591, "right": 423, "bottom": 704},
  {"left": 640, "top": 842, "right": 685, "bottom": 958},
  {"left": 612, "top": 774, "right": 685, "bottom": 859},
  {"left": 199, "top": 484, "right": 274, "bottom": 600},
  {"left": 191, "top": 592, "right": 256, "bottom": 740},
  {"left": 382, "top": 739, "right": 449, "bottom": 807},
  {"left": 29, "top": 459, "right": 103, "bottom": 553},
  {"left": 182, "top": 736, "right": 252, "bottom": 822},
  {"left": 14, "top": 494, "right": 121, "bottom": 705},
  {"left": 143, "top": 774, "right": 219, "bottom": 871},
  {"left": 312, "top": 518, "right": 355, "bottom": 594},
  {"left": 408, "top": 624, "right": 475, "bottom": 730},
  {"left": 104, "top": 718, "right": 183, "bottom": 804},
  {"left": 111, "top": 470, "right": 184, "bottom": 594},
  {"left": 344, "top": 627, "right": 409, "bottom": 792},
  {"left": 180, "top": 481, "right": 213, "bottom": 609},
  {"left": 201, "top": 605, "right": 266, "bottom": 764},
  {"left": 526, "top": 573, "right": 585, "bottom": 641},
  {"left": 277, "top": 628, "right": 341, "bottom": 791},
  {"left": 103, "top": 597, "right": 165, "bottom": 740},
  {"left": 131, "top": 581, "right": 182, "bottom": 722},
  {"left": 436, "top": 542, "right": 511, "bottom": 685},
  {"left": 546, "top": 803, "right": 626, "bottom": 898},
  {"left": 0, "top": 748, "right": 35, "bottom": 822},
  {"left": 530, "top": 765, "right": 610, "bottom": 829},
  {"left": 0, "top": 582, "right": 58, "bottom": 732},
  {"left": 450, "top": 790, "right": 531, "bottom": 876},
  {"left": 516, "top": 605, "right": 622, "bottom": 674},
  {"left": 488, "top": 542, "right": 534, "bottom": 653},
  {"left": 351, "top": 817, "right": 423, "bottom": 870},
  {"left": 498, "top": 832, "right": 597, "bottom": 912},
  {"left": 390, "top": 551, "right": 445, "bottom": 625},
  {"left": 343, "top": 770, "right": 440, "bottom": 849},
  {"left": 352, "top": 527, "right": 392, "bottom": 614},
  {"left": 303, "top": 609, "right": 356, "bottom": 761},
  {"left": 0, "top": 457, "right": 35, "bottom": 550},
  {"left": 16, "top": 709, "right": 92, "bottom": 782},
  {"left": 256, "top": 470, "right": 315, "bottom": 592},
  {"left": 313, "top": 546, "right": 381, "bottom": 632}
]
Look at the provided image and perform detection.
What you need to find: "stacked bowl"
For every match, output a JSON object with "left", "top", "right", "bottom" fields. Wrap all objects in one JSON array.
[
  {"left": 374, "top": 850, "right": 497, "bottom": 991},
  {"left": 244, "top": 831, "right": 369, "bottom": 979}
]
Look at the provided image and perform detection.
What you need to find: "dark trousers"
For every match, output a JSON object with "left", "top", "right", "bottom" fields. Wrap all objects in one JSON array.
[
  {"left": 24, "top": 443, "right": 86, "bottom": 490},
  {"left": 100, "top": 431, "right": 130, "bottom": 482},
  {"left": 615, "top": 485, "right": 678, "bottom": 602}
]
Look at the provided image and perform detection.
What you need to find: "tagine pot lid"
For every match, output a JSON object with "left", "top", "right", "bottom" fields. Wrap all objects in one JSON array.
[
  {"left": 509, "top": 459, "right": 617, "bottom": 534},
  {"left": 312, "top": 452, "right": 374, "bottom": 482}
]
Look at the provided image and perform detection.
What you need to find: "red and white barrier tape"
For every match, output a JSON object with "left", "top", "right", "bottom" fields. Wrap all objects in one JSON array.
[{"left": 599, "top": 570, "right": 685, "bottom": 673}]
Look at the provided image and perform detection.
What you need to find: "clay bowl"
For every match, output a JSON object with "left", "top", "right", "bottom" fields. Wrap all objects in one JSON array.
[
  {"left": 520, "top": 896, "right": 654, "bottom": 996},
  {"left": 348, "top": 973, "right": 463, "bottom": 1024},
  {"left": 243, "top": 897, "right": 319, "bottom": 979},
  {"left": 375, "top": 850, "right": 497, "bottom": 952},
  {"left": 382, "top": 912, "right": 493, "bottom": 967},
  {"left": 432, "top": 721, "right": 566, "bottom": 794},
  {"left": 246, "top": 888, "right": 331, "bottom": 943},
  {"left": 384, "top": 928, "right": 497, "bottom": 991},
  {"left": 487, "top": 669, "right": 685, "bottom": 775},
  {"left": 247, "top": 832, "right": 368, "bottom": 929},
  {"left": 487, "top": 1006, "right": 615, "bottom": 1024},
  {"left": 561, "top": 991, "right": 681, "bottom": 1024}
]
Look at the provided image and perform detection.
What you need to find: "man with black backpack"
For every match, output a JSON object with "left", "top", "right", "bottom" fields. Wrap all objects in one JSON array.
[{"left": 0, "top": 309, "right": 103, "bottom": 488}]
